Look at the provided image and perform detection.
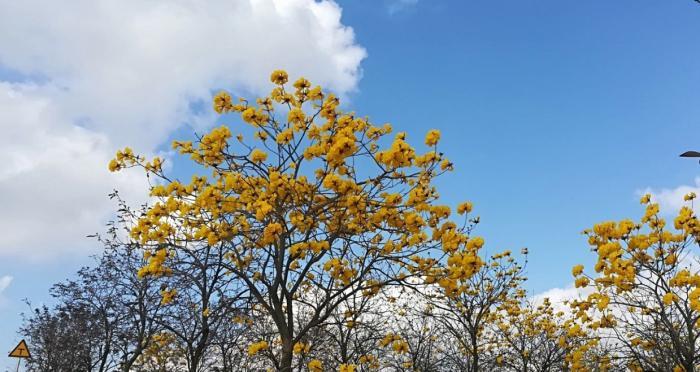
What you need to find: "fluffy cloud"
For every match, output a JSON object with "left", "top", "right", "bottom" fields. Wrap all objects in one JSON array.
[
  {"left": 0, "top": 83, "right": 149, "bottom": 259},
  {"left": 0, "top": 0, "right": 366, "bottom": 148},
  {"left": 0, "top": 0, "right": 366, "bottom": 259},
  {"left": 638, "top": 177, "right": 700, "bottom": 215}
]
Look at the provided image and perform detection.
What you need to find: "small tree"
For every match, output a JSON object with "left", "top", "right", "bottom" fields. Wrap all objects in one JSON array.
[
  {"left": 570, "top": 193, "right": 700, "bottom": 371},
  {"left": 491, "top": 298, "right": 571, "bottom": 371},
  {"left": 153, "top": 231, "right": 249, "bottom": 372},
  {"left": 20, "top": 203, "right": 167, "bottom": 372},
  {"left": 109, "top": 70, "right": 484, "bottom": 371},
  {"left": 315, "top": 291, "right": 387, "bottom": 369},
  {"left": 432, "top": 249, "right": 527, "bottom": 371},
  {"left": 21, "top": 304, "right": 104, "bottom": 372},
  {"left": 381, "top": 292, "right": 449, "bottom": 371},
  {"left": 97, "top": 208, "right": 168, "bottom": 372}
]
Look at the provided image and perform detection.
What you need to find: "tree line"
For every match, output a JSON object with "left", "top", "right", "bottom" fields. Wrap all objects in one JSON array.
[{"left": 19, "top": 70, "right": 700, "bottom": 371}]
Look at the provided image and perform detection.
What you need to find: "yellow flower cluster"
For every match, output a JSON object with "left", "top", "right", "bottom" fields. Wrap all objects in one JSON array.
[
  {"left": 138, "top": 249, "right": 172, "bottom": 278},
  {"left": 212, "top": 91, "right": 233, "bottom": 114},
  {"left": 160, "top": 288, "right": 177, "bottom": 305},
  {"left": 108, "top": 147, "right": 141, "bottom": 172},
  {"left": 270, "top": 70, "right": 289, "bottom": 85},
  {"left": 424, "top": 129, "right": 441, "bottom": 146},
  {"left": 292, "top": 342, "right": 310, "bottom": 355},
  {"left": 358, "top": 354, "right": 379, "bottom": 368},
  {"left": 457, "top": 201, "right": 473, "bottom": 215},
  {"left": 308, "top": 359, "right": 323, "bottom": 372},
  {"left": 375, "top": 133, "right": 416, "bottom": 169},
  {"left": 261, "top": 223, "right": 283, "bottom": 246},
  {"left": 669, "top": 269, "right": 700, "bottom": 288},
  {"left": 247, "top": 340, "right": 268, "bottom": 356},
  {"left": 190, "top": 125, "right": 231, "bottom": 166},
  {"left": 289, "top": 240, "right": 330, "bottom": 260},
  {"left": 323, "top": 258, "right": 357, "bottom": 286},
  {"left": 662, "top": 292, "right": 677, "bottom": 306},
  {"left": 250, "top": 148, "right": 268, "bottom": 163},
  {"left": 392, "top": 339, "right": 409, "bottom": 354},
  {"left": 379, "top": 332, "right": 410, "bottom": 355}
]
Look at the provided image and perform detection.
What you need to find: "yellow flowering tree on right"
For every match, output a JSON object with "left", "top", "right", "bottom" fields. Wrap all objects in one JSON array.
[{"left": 569, "top": 192, "right": 700, "bottom": 371}]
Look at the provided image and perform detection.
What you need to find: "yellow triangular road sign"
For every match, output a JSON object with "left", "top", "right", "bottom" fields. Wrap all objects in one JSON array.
[{"left": 8, "top": 340, "right": 30, "bottom": 358}]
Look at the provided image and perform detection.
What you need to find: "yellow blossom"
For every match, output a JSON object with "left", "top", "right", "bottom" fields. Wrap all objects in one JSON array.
[
  {"left": 160, "top": 288, "right": 177, "bottom": 305},
  {"left": 640, "top": 193, "right": 651, "bottom": 204},
  {"left": 457, "top": 201, "right": 473, "bottom": 215},
  {"left": 425, "top": 129, "right": 441, "bottom": 146},
  {"left": 308, "top": 359, "right": 323, "bottom": 372},
  {"left": 293, "top": 342, "right": 309, "bottom": 355},
  {"left": 247, "top": 341, "right": 268, "bottom": 356},
  {"left": 213, "top": 91, "right": 233, "bottom": 114},
  {"left": 250, "top": 149, "right": 268, "bottom": 163},
  {"left": 270, "top": 69, "right": 288, "bottom": 85},
  {"left": 663, "top": 292, "right": 676, "bottom": 306}
]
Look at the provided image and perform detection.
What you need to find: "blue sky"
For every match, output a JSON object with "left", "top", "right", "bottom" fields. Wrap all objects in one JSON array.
[
  {"left": 338, "top": 0, "right": 700, "bottom": 292},
  {"left": 0, "top": 0, "right": 699, "bottom": 369}
]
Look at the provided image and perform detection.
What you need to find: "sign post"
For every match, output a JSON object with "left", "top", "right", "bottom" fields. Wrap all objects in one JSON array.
[{"left": 8, "top": 340, "right": 30, "bottom": 372}]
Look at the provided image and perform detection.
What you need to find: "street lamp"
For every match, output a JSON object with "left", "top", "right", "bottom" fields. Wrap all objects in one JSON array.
[{"left": 680, "top": 151, "right": 700, "bottom": 163}]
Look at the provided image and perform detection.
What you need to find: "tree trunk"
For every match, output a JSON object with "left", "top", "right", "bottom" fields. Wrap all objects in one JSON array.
[
  {"left": 470, "top": 332, "right": 479, "bottom": 372},
  {"left": 280, "top": 338, "right": 294, "bottom": 372}
]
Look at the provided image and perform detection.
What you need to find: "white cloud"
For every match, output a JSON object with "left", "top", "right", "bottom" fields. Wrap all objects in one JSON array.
[
  {"left": 387, "top": 0, "right": 419, "bottom": 15},
  {"left": 533, "top": 253, "right": 700, "bottom": 316},
  {"left": 0, "top": 276, "right": 12, "bottom": 295},
  {"left": 0, "top": 0, "right": 366, "bottom": 259},
  {"left": 0, "top": 0, "right": 366, "bottom": 149},
  {"left": 0, "top": 276, "right": 12, "bottom": 309},
  {"left": 638, "top": 177, "right": 700, "bottom": 216},
  {"left": 0, "top": 83, "right": 148, "bottom": 259},
  {"left": 531, "top": 283, "right": 593, "bottom": 314}
]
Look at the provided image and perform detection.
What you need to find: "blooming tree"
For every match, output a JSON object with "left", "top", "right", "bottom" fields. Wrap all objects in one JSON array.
[
  {"left": 431, "top": 249, "right": 527, "bottom": 371},
  {"left": 569, "top": 193, "right": 700, "bottom": 371},
  {"left": 109, "top": 70, "right": 483, "bottom": 371}
]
